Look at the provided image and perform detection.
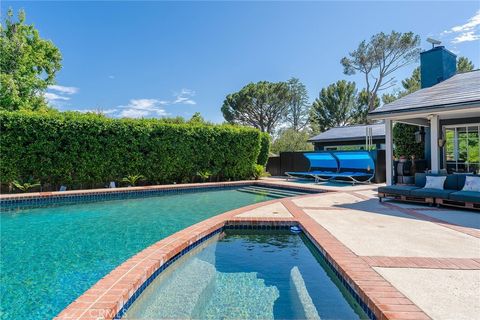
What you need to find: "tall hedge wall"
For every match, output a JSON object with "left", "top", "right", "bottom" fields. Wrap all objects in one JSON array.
[
  {"left": 257, "top": 132, "right": 270, "bottom": 166},
  {"left": 0, "top": 111, "right": 263, "bottom": 189}
]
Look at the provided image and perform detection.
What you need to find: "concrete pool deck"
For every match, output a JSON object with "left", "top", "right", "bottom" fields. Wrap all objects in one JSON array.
[
  {"left": 50, "top": 180, "right": 479, "bottom": 320},
  {"left": 241, "top": 184, "right": 480, "bottom": 320}
]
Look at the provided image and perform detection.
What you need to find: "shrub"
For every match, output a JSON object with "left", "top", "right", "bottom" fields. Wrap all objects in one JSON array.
[
  {"left": 196, "top": 170, "right": 212, "bottom": 182},
  {"left": 393, "top": 123, "right": 424, "bottom": 159},
  {"left": 12, "top": 179, "right": 41, "bottom": 192},
  {"left": 0, "top": 111, "right": 263, "bottom": 190},
  {"left": 257, "top": 132, "right": 270, "bottom": 166},
  {"left": 252, "top": 164, "right": 265, "bottom": 180},
  {"left": 122, "top": 174, "right": 145, "bottom": 186}
]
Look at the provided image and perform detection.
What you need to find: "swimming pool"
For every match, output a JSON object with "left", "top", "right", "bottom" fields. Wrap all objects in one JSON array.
[
  {"left": 0, "top": 187, "right": 298, "bottom": 319},
  {"left": 123, "top": 229, "right": 367, "bottom": 319}
]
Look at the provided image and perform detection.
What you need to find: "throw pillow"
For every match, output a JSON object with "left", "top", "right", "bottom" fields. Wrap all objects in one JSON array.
[
  {"left": 462, "top": 176, "right": 480, "bottom": 192},
  {"left": 424, "top": 176, "right": 446, "bottom": 190}
]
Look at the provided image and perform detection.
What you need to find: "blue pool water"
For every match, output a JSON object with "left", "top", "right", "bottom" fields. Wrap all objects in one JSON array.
[
  {"left": 125, "top": 230, "right": 367, "bottom": 320},
  {"left": 0, "top": 189, "right": 278, "bottom": 320}
]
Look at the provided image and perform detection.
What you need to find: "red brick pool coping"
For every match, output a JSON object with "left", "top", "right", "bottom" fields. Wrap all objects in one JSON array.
[{"left": 55, "top": 192, "right": 435, "bottom": 320}]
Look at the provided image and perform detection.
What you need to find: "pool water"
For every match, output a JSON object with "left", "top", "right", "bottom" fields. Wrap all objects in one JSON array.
[
  {"left": 124, "top": 230, "right": 367, "bottom": 320},
  {"left": 0, "top": 189, "right": 277, "bottom": 320}
]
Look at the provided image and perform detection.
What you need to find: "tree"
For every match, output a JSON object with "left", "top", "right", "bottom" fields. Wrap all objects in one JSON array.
[
  {"left": 355, "top": 88, "right": 379, "bottom": 124},
  {"left": 270, "top": 128, "right": 313, "bottom": 154},
  {"left": 285, "top": 78, "right": 309, "bottom": 131},
  {"left": 341, "top": 31, "right": 420, "bottom": 111},
  {"left": 0, "top": 9, "right": 62, "bottom": 111},
  {"left": 401, "top": 66, "right": 421, "bottom": 94},
  {"left": 221, "top": 81, "right": 290, "bottom": 134},
  {"left": 457, "top": 56, "right": 475, "bottom": 73},
  {"left": 188, "top": 112, "right": 212, "bottom": 125},
  {"left": 309, "top": 80, "right": 359, "bottom": 133}
]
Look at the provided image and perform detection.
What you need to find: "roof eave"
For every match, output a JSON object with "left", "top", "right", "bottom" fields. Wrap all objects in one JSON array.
[
  {"left": 308, "top": 135, "right": 385, "bottom": 143},
  {"left": 367, "top": 100, "right": 480, "bottom": 120}
]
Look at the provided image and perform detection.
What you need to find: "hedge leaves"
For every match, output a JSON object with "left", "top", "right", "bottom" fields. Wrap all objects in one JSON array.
[{"left": 0, "top": 111, "right": 266, "bottom": 190}]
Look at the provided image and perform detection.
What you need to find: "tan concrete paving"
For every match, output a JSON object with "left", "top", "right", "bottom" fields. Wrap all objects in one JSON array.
[
  {"left": 235, "top": 202, "right": 292, "bottom": 218},
  {"left": 374, "top": 267, "right": 480, "bottom": 320},
  {"left": 292, "top": 192, "right": 365, "bottom": 208},
  {"left": 232, "top": 185, "right": 480, "bottom": 319},
  {"left": 412, "top": 208, "right": 480, "bottom": 229},
  {"left": 304, "top": 206, "right": 480, "bottom": 258}
]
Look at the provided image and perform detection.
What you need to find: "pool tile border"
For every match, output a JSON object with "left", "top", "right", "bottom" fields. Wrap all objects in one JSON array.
[
  {"left": 55, "top": 194, "right": 431, "bottom": 320},
  {"left": 0, "top": 180, "right": 325, "bottom": 211}
]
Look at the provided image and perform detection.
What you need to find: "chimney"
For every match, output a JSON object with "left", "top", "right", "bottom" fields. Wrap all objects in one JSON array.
[{"left": 420, "top": 46, "right": 457, "bottom": 89}]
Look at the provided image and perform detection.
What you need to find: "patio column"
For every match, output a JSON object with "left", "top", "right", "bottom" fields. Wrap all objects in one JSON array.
[
  {"left": 385, "top": 119, "right": 393, "bottom": 185},
  {"left": 429, "top": 114, "right": 440, "bottom": 173}
]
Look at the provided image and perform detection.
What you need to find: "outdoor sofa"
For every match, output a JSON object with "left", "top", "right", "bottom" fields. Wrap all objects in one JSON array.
[{"left": 378, "top": 173, "right": 480, "bottom": 210}]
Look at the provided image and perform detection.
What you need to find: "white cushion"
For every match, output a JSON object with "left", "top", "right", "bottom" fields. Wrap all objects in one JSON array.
[
  {"left": 424, "top": 176, "right": 446, "bottom": 190},
  {"left": 462, "top": 176, "right": 480, "bottom": 192}
]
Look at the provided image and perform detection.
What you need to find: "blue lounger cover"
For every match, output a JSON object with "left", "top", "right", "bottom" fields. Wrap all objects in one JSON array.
[
  {"left": 285, "top": 153, "right": 338, "bottom": 179},
  {"left": 331, "top": 151, "right": 375, "bottom": 183}
]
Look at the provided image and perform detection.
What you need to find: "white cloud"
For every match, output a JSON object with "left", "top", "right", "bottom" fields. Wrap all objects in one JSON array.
[
  {"left": 47, "top": 85, "right": 79, "bottom": 95},
  {"left": 116, "top": 98, "right": 169, "bottom": 118},
  {"left": 442, "top": 10, "right": 480, "bottom": 44},
  {"left": 73, "top": 108, "right": 118, "bottom": 115},
  {"left": 173, "top": 88, "right": 196, "bottom": 105},
  {"left": 119, "top": 109, "right": 150, "bottom": 118},
  {"left": 453, "top": 31, "right": 480, "bottom": 44},
  {"left": 108, "top": 75, "right": 115, "bottom": 79},
  {"left": 45, "top": 84, "right": 79, "bottom": 106},
  {"left": 44, "top": 92, "right": 70, "bottom": 101},
  {"left": 72, "top": 87, "right": 196, "bottom": 119}
]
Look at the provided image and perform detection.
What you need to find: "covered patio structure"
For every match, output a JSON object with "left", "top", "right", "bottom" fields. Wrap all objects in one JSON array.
[{"left": 369, "top": 67, "right": 480, "bottom": 186}]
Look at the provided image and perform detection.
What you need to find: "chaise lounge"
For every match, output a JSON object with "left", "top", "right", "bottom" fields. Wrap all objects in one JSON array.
[
  {"left": 285, "top": 153, "right": 339, "bottom": 182},
  {"left": 286, "top": 151, "right": 375, "bottom": 185}
]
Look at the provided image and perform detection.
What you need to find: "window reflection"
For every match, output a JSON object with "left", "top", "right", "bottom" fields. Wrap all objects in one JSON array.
[{"left": 444, "top": 125, "right": 480, "bottom": 174}]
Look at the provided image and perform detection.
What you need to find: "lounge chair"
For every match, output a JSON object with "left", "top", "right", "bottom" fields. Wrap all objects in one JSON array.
[
  {"left": 330, "top": 151, "right": 375, "bottom": 184},
  {"left": 285, "top": 153, "right": 339, "bottom": 182}
]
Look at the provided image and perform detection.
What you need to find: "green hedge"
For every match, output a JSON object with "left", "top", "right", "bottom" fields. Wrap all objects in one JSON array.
[
  {"left": 257, "top": 132, "right": 270, "bottom": 166},
  {"left": 393, "top": 123, "right": 424, "bottom": 159},
  {"left": 0, "top": 111, "right": 263, "bottom": 190}
]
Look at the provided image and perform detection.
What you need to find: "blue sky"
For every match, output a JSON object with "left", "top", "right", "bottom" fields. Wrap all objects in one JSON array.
[{"left": 2, "top": 1, "right": 479, "bottom": 122}]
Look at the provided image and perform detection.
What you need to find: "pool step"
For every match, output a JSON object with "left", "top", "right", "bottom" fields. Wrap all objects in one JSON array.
[
  {"left": 248, "top": 186, "right": 309, "bottom": 196},
  {"left": 201, "top": 272, "right": 280, "bottom": 319},
  {"left": 290, "top": 266, "right": 321, "bottom": 320},
  {"left": 124, "top": 258, "right": 217, "bottom": 319},
  {"left": 238, "top": 186, "right": 308, "bottom": 198}
]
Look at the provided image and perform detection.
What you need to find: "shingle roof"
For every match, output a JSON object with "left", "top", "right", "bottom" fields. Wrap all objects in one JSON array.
[
  {"left": 308, "top": 123, "right": 385, "bottom": 143},
  {"left": 369, "top": 70, "right": 480, "bottom": 117}
]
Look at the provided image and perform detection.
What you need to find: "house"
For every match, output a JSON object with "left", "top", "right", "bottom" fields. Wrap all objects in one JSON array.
[
  {"left": 308, "top": 123, "right": 385, "bottom": 151},
  {"left": 368, "top": 45, "right": 480, "bottom": 186}
]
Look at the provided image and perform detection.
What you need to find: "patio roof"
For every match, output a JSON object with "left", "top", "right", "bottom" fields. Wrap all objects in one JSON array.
[
  {"left": 308, "top": 123, "right": 385, "bottom": 143},
  {"left": 369, "top": 70, "right": 480, "bottom": 119}
]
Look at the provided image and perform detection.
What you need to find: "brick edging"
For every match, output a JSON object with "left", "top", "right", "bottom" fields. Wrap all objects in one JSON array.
[{"left": 56, "top": 192, "right": 432, "bottom": 320}]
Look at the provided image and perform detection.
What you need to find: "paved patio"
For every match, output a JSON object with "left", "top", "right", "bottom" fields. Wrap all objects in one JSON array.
[{"left": 243, "top": 183, "right": 480, "bottom": 320}]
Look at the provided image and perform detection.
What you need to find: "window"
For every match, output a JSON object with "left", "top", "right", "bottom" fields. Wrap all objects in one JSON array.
[{"left": 444, "top": 124, "right": 480, "bottom": 173}]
